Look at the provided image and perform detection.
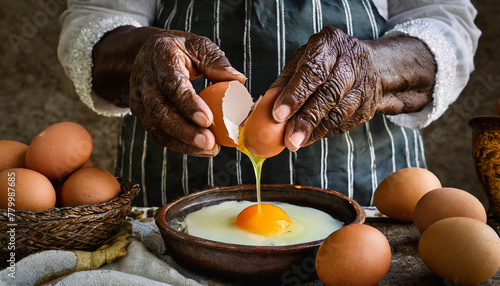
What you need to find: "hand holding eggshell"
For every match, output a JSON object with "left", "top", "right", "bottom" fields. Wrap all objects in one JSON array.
[
  {"left": 269, "top": 27, "right": 435, "bottom": 151},
  {"left": 128, "top": 29, "right": 246, "bottom": 157},
  {"left": 198, "top": 81, "right": 254, "bottom": 148},
  {"left": 199, "top": 81, "right": 288, "bottom": 159}
]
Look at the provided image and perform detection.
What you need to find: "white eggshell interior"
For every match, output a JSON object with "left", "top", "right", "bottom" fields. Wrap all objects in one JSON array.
[{"left": 222, "top": 81, "right": 254, "bottom": 144}]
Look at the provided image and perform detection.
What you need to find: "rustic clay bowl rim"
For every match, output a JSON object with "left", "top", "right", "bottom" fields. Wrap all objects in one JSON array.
[{"left": 155, "top": 184, "right": 365, "bottom": 254}]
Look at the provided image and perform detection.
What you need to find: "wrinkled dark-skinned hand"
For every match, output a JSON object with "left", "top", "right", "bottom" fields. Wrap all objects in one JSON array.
[
  {"left": 92, "top": 26, "right": 246, "bottom": 157},
  {"left": 270, "top": 27, "right": 437, "bottom": 151}
]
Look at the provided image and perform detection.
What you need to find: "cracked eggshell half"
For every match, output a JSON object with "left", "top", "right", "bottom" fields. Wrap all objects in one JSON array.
[{"left": 199, "top": 81, "right": 254, "bottom": 147}]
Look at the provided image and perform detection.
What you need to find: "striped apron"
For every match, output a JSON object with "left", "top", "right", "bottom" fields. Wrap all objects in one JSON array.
[{"left": 115, "top": 0, "right": 426, "bottom": 207}]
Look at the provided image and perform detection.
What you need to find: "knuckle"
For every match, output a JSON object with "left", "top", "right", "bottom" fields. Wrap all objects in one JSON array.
[
  {"left": 203, "top": 49, "right": 228, "bottom": 67},
  {"left": 294, "top": 114, "right": 316, "bottom": 133},
  {"left": 159, "top": 72, "right": 183, "bottom": 97},
  {"left": 298, "top": 102, "right": 325, "bottom": 127},
  {"left": 189, "top": 35, "right": 218, "bottom": 55},
  {"left": 317, "top": 117, "right": 337, "bottom": 137},
  {"left": 149, "top": 127, "right": 163, "bottom": 142},
  {"left": 145, "top": 96, "right": 171, "bottom": 129},
  {"left": 171, "top": 86, "right": 196, "bottom": 114},
  {"left": 144, "top": 119, "right": 169, "bottom": 148},
  {"left": 326, "top": 110, "right": 342, "bottom": 129},
  {"left": 169, "top": 120, "right": 187, "bottom": 141},
  {"left": 299, "top": 59, "right": 329, "bottom": 83},
  {"left": 317, "top": 81, "right": 343, "bottom": 106},
  {"left": 309, "top": 128, "right": 325, "bottom": 143}
]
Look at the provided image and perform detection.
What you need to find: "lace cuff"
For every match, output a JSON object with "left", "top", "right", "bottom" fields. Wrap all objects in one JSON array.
[
  {"left": 383, "top": 19, "right": 458, "bottom": 129},
  {"left": 67, "top": 15, "right": 142, "bottom": 117}
]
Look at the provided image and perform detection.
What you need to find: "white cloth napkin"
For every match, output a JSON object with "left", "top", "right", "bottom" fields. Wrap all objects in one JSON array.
[
  {"left": 0, "top": 219, "right": 207, "bottom": 286},
  {"left": 0, "top": 218, "right": 321, "bottom": 286}
]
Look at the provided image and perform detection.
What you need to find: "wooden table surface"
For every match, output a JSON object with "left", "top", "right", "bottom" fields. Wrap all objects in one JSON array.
[
  {"left": 365, "top": 217, "right": 500, "bottom": 286},
  {"left": 205, "top": 217, "right": 500, "bottom": 285},
  {"left": 3, "top": 209, "right": 497, "bottom": 285}
]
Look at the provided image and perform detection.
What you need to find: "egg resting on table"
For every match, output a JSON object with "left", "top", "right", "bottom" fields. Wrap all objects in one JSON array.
[{"left": 183, "top": 200, "right": 343, "bottom": 246}]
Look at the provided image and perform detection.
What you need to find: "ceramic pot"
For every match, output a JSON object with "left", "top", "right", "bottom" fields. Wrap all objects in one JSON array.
[
  {"left": 155, "top": 184, "right": 365, "bottom": 283},
  {"left": 469, "top": 116, "right": 500, "bottom": 217}
]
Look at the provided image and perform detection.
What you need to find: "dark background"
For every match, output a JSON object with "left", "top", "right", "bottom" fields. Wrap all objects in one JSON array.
[{"left": 1, "top": 0, "right": 498, "bottom": 208}]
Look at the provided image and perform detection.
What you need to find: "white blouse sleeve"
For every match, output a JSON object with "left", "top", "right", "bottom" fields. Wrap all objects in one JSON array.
[
  {"left": 380, "top": 0, "right": 481, "bottom": 129},
  {"left": 58, "top": 0, "right": 160, "bottom": 117}
]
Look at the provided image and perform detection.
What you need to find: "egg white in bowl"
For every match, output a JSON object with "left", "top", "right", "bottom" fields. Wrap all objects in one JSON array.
[{"left": 175, "top": 200, "right": 343, "bottom": 246}]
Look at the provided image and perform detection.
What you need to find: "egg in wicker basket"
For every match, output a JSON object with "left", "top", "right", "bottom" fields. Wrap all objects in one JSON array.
[{"left": 0, "top": 178, "right": 140, "bottom": 262}]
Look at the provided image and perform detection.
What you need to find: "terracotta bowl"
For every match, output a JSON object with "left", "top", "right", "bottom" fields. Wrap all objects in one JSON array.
[
  {"left": 155, "top": 184, "right": 365, "bottom": 282},
  {"left": 470, "top": 116, "right": 500, "bottom": 217}
]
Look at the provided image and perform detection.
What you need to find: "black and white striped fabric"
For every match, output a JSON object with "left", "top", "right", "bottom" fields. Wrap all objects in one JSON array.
[{"left": 115, "top": 0, "right": 426, "bottom": 207}]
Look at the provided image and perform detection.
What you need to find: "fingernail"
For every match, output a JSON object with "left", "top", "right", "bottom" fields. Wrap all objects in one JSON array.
[
  {"left": 274, "top": 105, "right": 290, "bottom": 122},
  {"left": 290, "top": 132, "right": 305, "bottom": 150},
  {"left": 193, "top": 133, "right": 207, "bottom": 149},
  {"left": 193, "top": 111, "right": 210, "bottom": 127}
]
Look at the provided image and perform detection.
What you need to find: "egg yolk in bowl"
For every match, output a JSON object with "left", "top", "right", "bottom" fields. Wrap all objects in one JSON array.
[{"left": 236, "top": 203, "right": 291, "bottom": 236}]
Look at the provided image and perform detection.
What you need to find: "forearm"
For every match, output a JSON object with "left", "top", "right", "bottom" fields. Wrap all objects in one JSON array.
[
  {"left": 366, "top": 36, "right": 437, "bottom": 115},
  {"left": 57, "top": 0, "right": 158, "bottom": 117},
  {"left": 382, "top": 0, "right": 480, "bottom": 129},
  {"left": 92, "top": 26, "right": 166, "bottom": 107}
]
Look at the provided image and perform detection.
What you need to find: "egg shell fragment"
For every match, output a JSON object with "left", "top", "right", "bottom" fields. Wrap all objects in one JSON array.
[
  {"left": 25, "top": 122, "right": 93, "bottom": 182},
  {"left": 315, "top": 224, "right": 391, "bottom": 286},
  {"left": 413, "top": 187, "right": 487, "bottom": 233},
  {"left": 0, "top": 140, "right": 28, "bottom": 172},
  {"left": 419, "top": 217, "right": 500, "bottom": 285},
  {"left": 373, "top": 167, "right": 441, "bottom": 221},
  {"left": 198, "top": 81, "right": 254, "bottom": 147},
  {"left": 0, "top": 168, "right": 56, "bottom": 211}
]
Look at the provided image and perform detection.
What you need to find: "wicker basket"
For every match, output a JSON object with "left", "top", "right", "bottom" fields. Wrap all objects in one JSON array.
[{"left": 0, "top": 178, "right": 140, "bottom": 262}]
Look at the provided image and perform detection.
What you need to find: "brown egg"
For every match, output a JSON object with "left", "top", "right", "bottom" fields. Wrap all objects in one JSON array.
[
  {"left": 242, "top": 87, "right": 287, "bottom": 158},
  {"left": 52, "top": 159, "right": 92, "bottom": 207},
  {"left": 26, "top": 122, "right": 93, "bottom": 182},
  {"left": 413, "top": 187, "right": 487, "bottom": 233},
  {"left": 199, "top": 81, "right": 253, "bottom": 147},
  {"left": 419, "top": 217, "right": 500, "bottom": 285},
  {"left": 373, "top": 167, "right": 441, "bottom": 221},
  {"left": 0, "top": 168, "right": 56, "bottom": 211},
  {"left": 60, "top": 166, "right": 121, "bottom": 207},
  {"left": 315, "top": 224, "right": 391, "bottom": 286},
  {"left": 0, "top": 140, "right": 28, "bottom": 172}
]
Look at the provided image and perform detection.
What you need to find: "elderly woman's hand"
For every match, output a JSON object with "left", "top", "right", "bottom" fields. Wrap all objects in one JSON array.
[
  {"left": 129, "top": 30, "right": 246, "bottom": 156},
  {"left": 92, "top": 27, "right": 246, "bottom": 157},
  {"left": 270, "top": 27, "right": 436, "bottom": 151}
]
